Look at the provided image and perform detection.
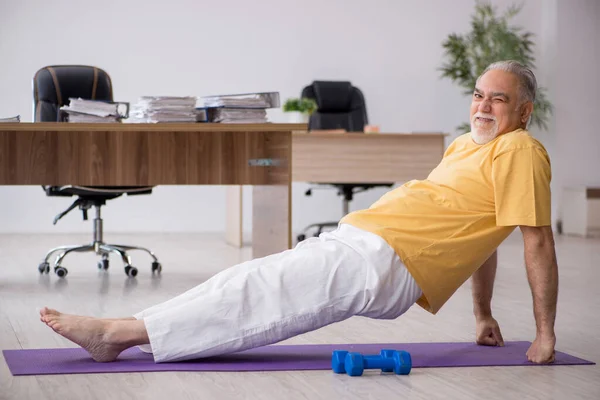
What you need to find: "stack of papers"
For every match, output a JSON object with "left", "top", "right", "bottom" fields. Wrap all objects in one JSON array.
[
  {"left": 121, "top": 92, "right": 280, "bottom": 124},
  {"left": 198, "top": 91, "right": 279, "bottom": 123},
  {"left": 67, "top": 114, "right": 118, "bottom": 123},
  {"left": 0, "top": 115, "right": 20, "bottom": 123},
  {"left": 128, "top": 96, "right": 198, "bottom": 123},
  {"left": 200, "top": 92, "right": 280, "bottom": 109},
  {"left": 207, "top": 108, "right": 267, "bottom": 123},
  {"left": 60, "top": 98, "right": 125, "bottom": 122}
]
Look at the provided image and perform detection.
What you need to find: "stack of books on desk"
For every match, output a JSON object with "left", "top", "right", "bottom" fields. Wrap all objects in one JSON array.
[
  {"left": 205, "top": 108, "right": 267, "bottom": 123},
  {"left": 199, "top": 92, "right": 280, "bottom": 123},
  {"left": 60, "top": 98, "right": 126, "bottom": 123},
  {"left": 128, "top": 96, "right": 198, "bottom": 123},
  {"left": 0, "top": 115, "right": 20, "bottom": 123},
  {"left": 201, "top": 92, "right": 279, "bottom": 108}
]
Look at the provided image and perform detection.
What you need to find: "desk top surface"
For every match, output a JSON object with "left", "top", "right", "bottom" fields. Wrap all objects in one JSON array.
[
  {"left": 292, "top": 131, "right": 449, "bottom": 138},
  {"left": 0, "top": 124, "right": 449, "bottom": 137},
  {"left": 0, "top": 122, "right": 308, "bottom": 132}
]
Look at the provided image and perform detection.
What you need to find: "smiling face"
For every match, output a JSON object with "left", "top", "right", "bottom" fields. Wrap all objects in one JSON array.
[{"left": 469, "top": 69, "right": 533, "bottom": 145}]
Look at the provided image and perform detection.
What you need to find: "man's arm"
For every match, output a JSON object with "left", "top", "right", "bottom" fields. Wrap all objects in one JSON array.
[
  {"left": 471, "top": 250, "right": 504, "bottom": 346},
  {"left": 472, "top": 250, "right": 497, "bottom": 319},
  {"left": 520, "top": 225, "right": 559, "bottom": 363}
]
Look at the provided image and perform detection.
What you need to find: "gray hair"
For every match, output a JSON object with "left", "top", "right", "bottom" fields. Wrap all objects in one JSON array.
[{"left": 477, "top": 60, "right": 537, "bottom": 104}]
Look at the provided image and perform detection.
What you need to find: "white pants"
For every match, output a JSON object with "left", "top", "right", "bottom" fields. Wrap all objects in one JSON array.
[{"left": 133, "top": 224, "right": 422, "bottom": 363}]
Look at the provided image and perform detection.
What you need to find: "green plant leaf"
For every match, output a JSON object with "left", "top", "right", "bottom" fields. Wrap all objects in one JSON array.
[
  {"left": 456, "top": 122, "right": 472, "bottom": 134},
  {"left": 283, "top": 97, "right": 317, "bottom": 114}
]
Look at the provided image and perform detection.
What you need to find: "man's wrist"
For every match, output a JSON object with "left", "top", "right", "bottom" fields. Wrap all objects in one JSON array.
[
  {"left": 536, "top": 329, "right": 556, "bottom": 340},
  {"left": 473, "top": 305, "right": 492, "bottom": 319}
]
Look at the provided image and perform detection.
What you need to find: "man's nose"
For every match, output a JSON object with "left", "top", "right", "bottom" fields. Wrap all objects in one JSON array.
[{"left": 478, "top": 99, "right": 492, "bottom": 113}]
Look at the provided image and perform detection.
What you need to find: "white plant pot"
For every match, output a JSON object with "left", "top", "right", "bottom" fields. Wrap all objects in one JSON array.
[{"left": 285, "top": 112, "right": 309, "bottom": 124}]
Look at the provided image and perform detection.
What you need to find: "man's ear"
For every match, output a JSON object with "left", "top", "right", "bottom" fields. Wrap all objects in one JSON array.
[{"left": 521, "top": 102, "right": 534, "bottom": 124}]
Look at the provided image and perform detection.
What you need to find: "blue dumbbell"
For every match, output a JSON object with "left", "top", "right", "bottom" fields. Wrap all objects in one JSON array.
[
  {"left": 331, "top": 349, "right": 395, "bottom": 373},
  {"left": 331, "top": 349, "right": 411, "bottom": 376},
  {"left": 332, "top": 350, "right": 349, "bottom": 374},
  {"left": 379, "top": 349, "right": 398, "bottom": 373}
]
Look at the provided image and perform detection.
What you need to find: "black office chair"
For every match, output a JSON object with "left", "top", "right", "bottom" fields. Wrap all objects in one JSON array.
[
  {"left": 296, "top": 81, "right": 393, "bottom": 242},
  {"left": 33, "top": 65, "right": 161, "bottom": 278}
]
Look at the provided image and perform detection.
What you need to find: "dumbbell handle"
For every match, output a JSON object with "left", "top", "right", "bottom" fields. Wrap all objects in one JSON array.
[{"left": 362, "top": 355, "right": 396, "bottom": 370}]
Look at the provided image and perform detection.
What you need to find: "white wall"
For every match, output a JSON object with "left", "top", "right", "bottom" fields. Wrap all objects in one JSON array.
[
  {"left": 0, "top": 0, "right": 562, "bottom": 234},
  {"left": 554, "top": 0, "right": 600, "bottom": 223}
]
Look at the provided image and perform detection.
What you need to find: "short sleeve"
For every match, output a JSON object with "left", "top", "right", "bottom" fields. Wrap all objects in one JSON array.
[{"left": 492, "top": 147, "right": 552, "bottom": 227}]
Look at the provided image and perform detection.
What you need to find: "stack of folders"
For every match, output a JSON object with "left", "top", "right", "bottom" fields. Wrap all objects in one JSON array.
[
  {"left": 198, "top": 92, "right": 280, "bottom": 123},
  {"left": 128, "top": 96, "right": 198, "bottom": 123},
  {"left": 0, "top": 115, "right": 20, "bottom": 123},
  {"left": 60, "top": 98, "right": 128, "bottom": 123}
]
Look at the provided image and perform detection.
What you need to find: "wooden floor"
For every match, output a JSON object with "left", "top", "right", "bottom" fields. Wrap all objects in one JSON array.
[{"left": 1, "top": 230, "right": 599, "bottom": 399}]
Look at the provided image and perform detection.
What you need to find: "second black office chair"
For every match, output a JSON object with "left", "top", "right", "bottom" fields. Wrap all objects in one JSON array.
[
  {"left": 33, "top": 65, "right": 161, "bottom": 278},
  {"left": 296, "top": 81, "right": 393, "bottom": 242}
]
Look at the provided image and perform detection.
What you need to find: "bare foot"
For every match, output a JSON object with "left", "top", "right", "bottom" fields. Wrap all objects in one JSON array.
[{"left": 39, "top": 307, "right": 132, "bottom": 362}]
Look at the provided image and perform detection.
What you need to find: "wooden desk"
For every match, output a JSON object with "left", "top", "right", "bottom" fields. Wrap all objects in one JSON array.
[
  {"left": 226, "top": 132, "right": 447, "bottom": 246},
  {"left": 291, "top": 132, "right": 445, "bottom": 182},
  {"left": 0, "top": 122, "right": 307, "bottom": 258}
]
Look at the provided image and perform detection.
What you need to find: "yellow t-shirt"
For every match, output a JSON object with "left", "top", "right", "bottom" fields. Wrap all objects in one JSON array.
[{"left": 340, "top": 128, "right": 552, "bottom": 314}]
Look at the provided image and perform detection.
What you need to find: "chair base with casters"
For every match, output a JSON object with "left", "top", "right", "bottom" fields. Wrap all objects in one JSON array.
[
  {"left": 38, "top": 186, "right": 162, "bottom": 278},
  {"left": 296, "top": 183, "right": 393, "bottom": 242}
]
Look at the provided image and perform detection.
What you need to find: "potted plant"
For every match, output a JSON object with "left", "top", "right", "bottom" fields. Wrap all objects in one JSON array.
[
  {"left": 439, "top": 1, "right": 553, "bottom": 134},
  {"left": 283, "top": 97, "right": 317, "bottom": 123}
]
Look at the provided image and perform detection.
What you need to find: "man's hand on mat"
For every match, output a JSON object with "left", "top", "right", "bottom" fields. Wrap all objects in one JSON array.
[
  {"left": 526, "top": 334, "right": 556, "bottom": 364},
  {"left": 475, "top": 316, "right": 504, "bottom": 347}
]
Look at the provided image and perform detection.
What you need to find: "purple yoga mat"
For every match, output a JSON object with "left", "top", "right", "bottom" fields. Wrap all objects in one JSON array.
[{"left": 3, "top": 341, "right": 594, "bottom": 376}]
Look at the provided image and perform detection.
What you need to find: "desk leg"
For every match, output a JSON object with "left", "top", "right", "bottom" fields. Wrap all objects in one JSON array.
[
  {"left": 252, "top": 184, "right": 291, "bottom": 259},
  {"left": 225, "top": 186, "right": 243, "bottom": 248}
]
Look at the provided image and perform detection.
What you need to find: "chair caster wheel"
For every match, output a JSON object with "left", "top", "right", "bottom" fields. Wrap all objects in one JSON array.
[
  {"left": 125, "top": 265, "right": 138, "bottom": 277},
  {"left": 38, "top": 262, "right": 50, "bottom": 274},
  {"left": 151, "top": 261, "right": 162, "bottom": 274},
  {"left": 55, "top": 266, "right": 68, "bottom": 278},
  {"left": 297, "top": 234, "right": 306, "bottom": 242},
  {"left": 98, "top": 259, "right": 109, "bottom": 270}
]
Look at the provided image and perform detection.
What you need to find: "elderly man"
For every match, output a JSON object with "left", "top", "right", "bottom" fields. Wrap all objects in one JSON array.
[{"left": 40, "top": 60, "right": 558, "bottom": 365}]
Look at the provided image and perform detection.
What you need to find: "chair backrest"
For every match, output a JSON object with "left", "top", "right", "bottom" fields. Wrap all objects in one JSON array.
[
  {"left": 33, "top": 65, "right": 113, "bottom": 122},
  {"left": 301, "top": 81, "right": 368, "bottom": 132}
]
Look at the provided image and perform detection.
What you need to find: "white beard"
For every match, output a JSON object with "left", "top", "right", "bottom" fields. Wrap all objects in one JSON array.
[{"left": 470, "top": 113, "right": 499, "bottom": 144}]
